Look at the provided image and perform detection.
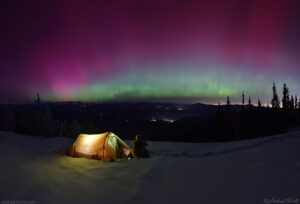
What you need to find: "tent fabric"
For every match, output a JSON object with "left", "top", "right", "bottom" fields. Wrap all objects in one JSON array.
[{"left": 67, "top": 132, "right": 131, "bottom": 161}]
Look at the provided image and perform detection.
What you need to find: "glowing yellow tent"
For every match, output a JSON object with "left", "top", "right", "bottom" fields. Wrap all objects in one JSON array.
[{"left": 67, "top": 132, "right": 132, "bottom": 161}]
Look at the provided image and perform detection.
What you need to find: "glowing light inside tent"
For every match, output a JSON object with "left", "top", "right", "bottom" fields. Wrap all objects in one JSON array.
[
  {"left": 68, "top": 132, "right": 133, "bottom": 160},
  {"left": 84, "top": 135, "right": 97, "bottom": 144},
  {"left": 76, "top": 134, "right": 106, "bottom": 155}
]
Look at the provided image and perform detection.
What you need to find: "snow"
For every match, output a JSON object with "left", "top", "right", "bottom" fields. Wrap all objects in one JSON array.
[{"left": 0, "top": 129, "right": 300, "bottom": 204}]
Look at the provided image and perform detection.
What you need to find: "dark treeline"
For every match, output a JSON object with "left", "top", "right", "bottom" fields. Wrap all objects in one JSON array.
[
  {"left": 213, "top": 82, "right": 300, "bottom": 141},
  {"left": 0, "top": 101, "right": 214, "bottom": 142},
  {"left": 0, "top": 103, "right": 81, "bottom": 137},
  {"left": 0, "top": 82, "right": 299, "bottom": 142}
]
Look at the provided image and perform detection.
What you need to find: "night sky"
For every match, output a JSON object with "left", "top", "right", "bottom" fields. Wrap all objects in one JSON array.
[{"left": 1, "top": 0, "right": 300, "bottom": 104}]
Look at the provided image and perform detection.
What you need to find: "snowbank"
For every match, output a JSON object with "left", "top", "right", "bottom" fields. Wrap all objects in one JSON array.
[{"left": 0, "top": 130, "right": 299, "bottom": 204}]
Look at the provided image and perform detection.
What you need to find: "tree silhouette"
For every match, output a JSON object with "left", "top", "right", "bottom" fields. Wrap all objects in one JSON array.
[
  {"left": 248, "top": 96, "right": 252, "bottom": 108},
  {"left": 68, "top": 120, "right": 82, "bottom": 137},
  {"left": 291, "top": 95, "right": 295, "bottom": 109},
  {"left": 0, "top": 107, "right": 16, "bottom": 131},
  {"left": 37, "top": 93, "right": 41, "bottom": 105},
  {"left": 242, "top": 92, "right": 245, "bottom": 112},
  {"left": 282, "top": 83, "right": 290, "bottom": 110},
  {"left": 271, "top": 82, "right": 280, "bottom": 108},
  {"left": 41, "top": 106, "right": 55, "bottom": 136},
  {"left": 257, "top": 98, "right": 262, "bottom": 108},
  {"left": 226, "top": 96, "right": 231, "bottom": 113}
]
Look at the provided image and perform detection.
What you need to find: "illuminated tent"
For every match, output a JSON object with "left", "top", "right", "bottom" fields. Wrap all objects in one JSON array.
[{"left": 67, "top": 132, "right": 132, "bottom": 161}]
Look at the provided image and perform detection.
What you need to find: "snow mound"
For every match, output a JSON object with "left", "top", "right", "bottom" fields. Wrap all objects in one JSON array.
[{"left": 0, "top": 130, "right": 299, "bottom": 204}]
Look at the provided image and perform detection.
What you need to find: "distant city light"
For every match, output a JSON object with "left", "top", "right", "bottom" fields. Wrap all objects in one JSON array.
[
  {"left": 151, "top": 117, "right": 157, "bottom": 122},
  {"left": 162, "top": 118, "right": 175, "bottom": 123}
]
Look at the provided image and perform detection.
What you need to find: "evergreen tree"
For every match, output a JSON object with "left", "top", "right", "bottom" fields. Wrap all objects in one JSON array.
[
  {"left": 20, "top": 105, "right": 33, "bottom": 132},
  {"left": 248, "top": 96, "right": 252, "bottom": 107},
  {"left": 291, "top": 95, "right": 295, "bottom": 109},
  {"left": 68, "top": 120, "right": 82, "bottom": 137},
  {"left": 242, "top": 92, "right": 245, "bottom": 105},
  {"left": 295, "top": 96, "right": 298, "bottom": 109},
  {"left": 36, "top": 93, "right": 41, "bottom": 105},
  {"left": 55, "top": 120, "right": 67, "bottom": 136},
  {"left": 32, "top": 106, "right": 44, "bottom": 135},
  {"left": 271, "top": 82, "right": 280, "bottom": 108},
  {"left": 42, "top": 106, "right": 55, "bottom": 136},
  {"left": 242, "top": 92, "right": 245, "bottom": 112},
  {"left": 282, "top": 83, "right": 290, "bottom": 109},
  {"left": 0, "top": 107, "right": 16, "bottom": 131},
  {"left": 257, "top": 98, "right": 262, "bottom": 108},
  {"left": 226, "top": 96, "right": 231, "bottom": 113}
]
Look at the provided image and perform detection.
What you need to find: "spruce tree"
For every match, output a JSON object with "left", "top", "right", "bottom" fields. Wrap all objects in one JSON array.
[
  {"left": 226, "top": 96, "right": 231, "bottom": 113},
  {"left": 242, "top": 92, "right": 245, "bottom": 105},
  {"left": 257, "top": 98, "right": 262, "bottom": 108},
  {"left": 282, "top": 83, "right": 290, "bottom": 109},
  {"left": 248, "top": 96, "right": 252, "bottom": 107},
  {"left": 1, "top": 107, "right": 16, "bottom": 131},
  {"left": 291, "top": 95, "right": 295, "bottom": 109},
  {"left": 271, "top": 82, "right": 280, "bottom": 108},
  {"left": 242, "top": 92, "right": 245, "bottom": 112},
  {"left": 295, "top": 96, "right": 298, "bottom": 109},
  {"left": 42, "top": 106, "right": 55, "bottom": 136},
  {"left": 68, "top": 120, "right": 82, "bottom": 137},
  {"left": 37, "top": 93, "right": 41, "bottom": 105}
]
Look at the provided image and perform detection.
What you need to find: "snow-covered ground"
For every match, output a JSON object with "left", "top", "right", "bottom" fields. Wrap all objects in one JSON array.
[{"left": 0, "top": 129, "right": 299, "bottom": 204}]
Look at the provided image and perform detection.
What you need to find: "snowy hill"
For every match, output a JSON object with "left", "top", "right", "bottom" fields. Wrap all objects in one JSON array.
[{"left": 0, "top": 130, "right": 299, "bottom": 204}]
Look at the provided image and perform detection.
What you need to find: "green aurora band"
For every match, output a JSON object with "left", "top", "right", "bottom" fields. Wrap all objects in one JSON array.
[{"left": 43, "top": 65, "right": 298, "bottom": 104}]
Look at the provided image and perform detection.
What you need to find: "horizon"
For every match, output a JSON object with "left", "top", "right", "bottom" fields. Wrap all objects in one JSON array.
[
  {"left": 0, "top": 97, "right": 281, "bottom": 107},
  {"left": 1, "top": 80, "right": 298, "bottom": 106}
]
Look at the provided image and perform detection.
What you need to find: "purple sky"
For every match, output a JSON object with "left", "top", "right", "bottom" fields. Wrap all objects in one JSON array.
[{"left": 1, "top": 0, "right": 300, "bottom": 104}]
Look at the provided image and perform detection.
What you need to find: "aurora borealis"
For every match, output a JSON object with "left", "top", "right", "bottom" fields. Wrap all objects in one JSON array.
[{"left": 1, "top": 0, "right": 300, "bottom": 104}]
